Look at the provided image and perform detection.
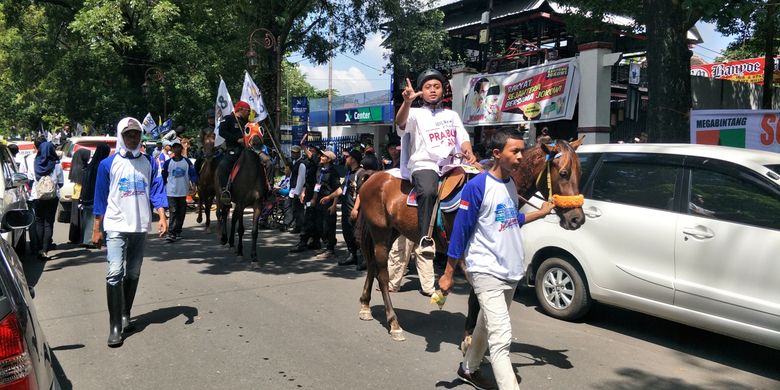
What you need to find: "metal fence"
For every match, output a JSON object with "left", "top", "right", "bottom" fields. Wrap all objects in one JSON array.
[{"left": 306, "top": 135, "right": 361, "bottom": 154}]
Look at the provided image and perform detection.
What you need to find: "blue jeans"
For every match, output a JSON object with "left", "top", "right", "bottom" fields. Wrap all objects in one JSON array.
[{"left": 105, "top": 231, "right": 147, "bottom": 286}]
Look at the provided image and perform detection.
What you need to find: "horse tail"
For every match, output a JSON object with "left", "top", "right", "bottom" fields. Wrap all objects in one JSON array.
[{"left": 356, "top": 209, "right": 374, "bottom": 266}]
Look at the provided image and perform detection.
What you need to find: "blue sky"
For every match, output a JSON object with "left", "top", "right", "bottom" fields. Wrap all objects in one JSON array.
[{"left": 294, "top": 21, "right": 738, "bottom": 95}]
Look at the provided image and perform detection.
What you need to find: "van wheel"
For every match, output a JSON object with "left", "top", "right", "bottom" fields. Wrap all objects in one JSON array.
[
  {"left": 56, "top": 202, "right": 71, "bottom": 223},
  {"left": 534, "top": 256, "right": 592, "bottom": 321}
]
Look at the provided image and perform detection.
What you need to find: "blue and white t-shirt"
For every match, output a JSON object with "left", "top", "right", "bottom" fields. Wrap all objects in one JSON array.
[
  {"left": 94, "top": 154, "right": 168, "bottom": 233},
  {"left": 162, "top": 157, "right": 198, "bottom": 197},
  {"left": 447, "top": 171, "right": 527, "bottom": 282}
]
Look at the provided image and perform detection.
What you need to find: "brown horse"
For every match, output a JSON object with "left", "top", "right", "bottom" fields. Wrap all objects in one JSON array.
[
  {"left": 197, "top": 132, "right": 217, "bottom": 231},
  {"left": 356, "top": 138, "right": 585, "bottom": 341},
  {"left": 216, "top": 123, "right": 271, "bottom": 262}
]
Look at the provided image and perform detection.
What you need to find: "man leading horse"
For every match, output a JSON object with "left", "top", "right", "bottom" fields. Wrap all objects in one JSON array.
[{"left": 395, "top": 69, "right": 477, "bottom": 264}]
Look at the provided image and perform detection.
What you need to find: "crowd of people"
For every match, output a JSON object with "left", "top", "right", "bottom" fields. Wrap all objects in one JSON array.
[{"left": 5, "top": 67, "right": 557, "bottom": 389}]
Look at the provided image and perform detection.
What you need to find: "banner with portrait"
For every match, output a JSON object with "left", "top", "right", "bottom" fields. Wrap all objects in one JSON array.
[{"left": 462, "top": 58, "right": 580, "bottom": 125}]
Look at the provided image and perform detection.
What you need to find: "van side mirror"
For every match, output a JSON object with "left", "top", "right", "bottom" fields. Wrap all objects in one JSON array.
[
  {"left": 11, "top": 173, "right": 28, "bottom": 188},
  {"left": 1, "top": 209, "right": 34, "bottom": 232}
]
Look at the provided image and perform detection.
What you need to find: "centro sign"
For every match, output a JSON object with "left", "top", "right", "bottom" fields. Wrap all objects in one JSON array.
[{"left": 336, "top": 107, "right": 383, "bottom": 124}]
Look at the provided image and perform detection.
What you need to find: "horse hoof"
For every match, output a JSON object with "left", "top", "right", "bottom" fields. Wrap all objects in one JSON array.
[
  {"left": 389, "top": 329, "right": 406, "bottom": 342},
  {"left": 358, "top": 308, "right": 373, "bottom": 321},
  {"left": 196, "top": 216, "right": 203, "bottom": 223}
]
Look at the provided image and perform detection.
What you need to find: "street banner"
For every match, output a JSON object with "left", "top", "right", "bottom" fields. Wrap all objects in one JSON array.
[
  {"left": 240, "top": 71, "right": 269, "bottom": 123},
  {"left": 462, "top": 58, "right": 580, "bottom": 125},
  {"left": 141, "top": 113, "right": 157, "bottom": 135},
  {"left": 690, "top": 57, "right": 780, "bottom": 85},
  {"left": 214, "top": 77, "right": 234, "bottom": 147},
  {"left": 691, "top": 109, "right": 780, "bottom": 153},
  {"left": 291, "top": 96, "right": 309, "bottom": 146}
]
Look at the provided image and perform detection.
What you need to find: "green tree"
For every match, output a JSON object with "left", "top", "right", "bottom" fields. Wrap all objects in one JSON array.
[
  {"left": 708, "top": 1, "right": 777, "bottom": 108},
  {"left": 380, "top": 0, "right": 452, "bottom": 105},
  {"left": 0, "top": 0, "right": 388, "bottom": 140},
  {"left": 559, "top": 0, "right": 730, "bottom": 142}
]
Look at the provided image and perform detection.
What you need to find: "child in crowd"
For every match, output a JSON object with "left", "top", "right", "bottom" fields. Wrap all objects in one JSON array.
[{"left": 162, "top": 139, "right": 198, "bottom": 241}]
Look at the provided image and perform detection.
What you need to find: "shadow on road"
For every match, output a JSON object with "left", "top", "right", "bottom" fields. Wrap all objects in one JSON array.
[
  {"left": 50, "top": 348, "right": 73, "bottom": 390},
  {"left": 124, "top": 305, "right": 198, "bottom": 339},
  {"left": 596, "top": 367, "right": 755, "bottom": 390},
  {"left": 369, "top": 305, "right": 466, "bottom": 353},
  {"left": 510, "top": 286, "right": 779, "bottom": 383},
  {"left": 510, "top": 342, "right": 572, "bottom": 369}
]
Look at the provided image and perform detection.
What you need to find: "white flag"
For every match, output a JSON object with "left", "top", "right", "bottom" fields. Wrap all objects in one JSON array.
[
  {"left": 240, "top": 71, "right": 268, "bottom": 123},
  {"left": 141, "top": 113, "right": 157, "bottom": 135},
  {"left": 214, "top": 77, "right": 234, "bottom": 147}
]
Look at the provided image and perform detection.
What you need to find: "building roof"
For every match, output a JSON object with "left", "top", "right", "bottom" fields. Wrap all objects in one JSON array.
[{"left": 438, "top": 0, "right": 703, "bottom": 44}]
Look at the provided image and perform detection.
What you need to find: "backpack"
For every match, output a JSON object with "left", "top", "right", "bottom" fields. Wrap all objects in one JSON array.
[{"left": 35, "top": 175, "right": 57, "bottom": 200}]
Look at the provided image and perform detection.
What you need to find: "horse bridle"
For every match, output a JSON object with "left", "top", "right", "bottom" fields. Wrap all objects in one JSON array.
[{"left": 526, "top": 150, "right": 584, "bottom": 210}]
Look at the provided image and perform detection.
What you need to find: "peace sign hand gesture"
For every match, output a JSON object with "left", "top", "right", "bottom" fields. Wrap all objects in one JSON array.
[{"left": 401, "top": 78, "right": 423, "bottom": 104}]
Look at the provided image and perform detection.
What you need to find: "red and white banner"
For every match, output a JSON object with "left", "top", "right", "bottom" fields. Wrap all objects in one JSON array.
[{"left": 690, "top": 57, "right": 780, "bottom": 85}]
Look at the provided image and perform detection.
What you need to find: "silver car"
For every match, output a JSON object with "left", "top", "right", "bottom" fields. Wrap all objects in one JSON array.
[{"left": 522, "top": 143, "right": 780, "bottom": 350}]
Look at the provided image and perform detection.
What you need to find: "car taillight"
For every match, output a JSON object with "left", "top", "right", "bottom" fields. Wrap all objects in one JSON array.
[
  {"left": 61, "top": 161, "right": 71, "bottom": 171},
  {"left": 0, "top": 313, "right": 36, "bottom": 389}
]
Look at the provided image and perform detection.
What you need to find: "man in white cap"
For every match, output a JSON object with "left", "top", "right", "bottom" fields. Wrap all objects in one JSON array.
[{"left": 92, "top": 117, "right": 168, "bottom": 347}]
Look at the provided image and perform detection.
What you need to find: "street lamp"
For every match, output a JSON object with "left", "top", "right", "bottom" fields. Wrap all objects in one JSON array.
[
  {"left": 246, "top": 28, "right": 281, "bottom": 138},
  {"left": 142, "top": 66, "right": 167, "bottom": 119}
]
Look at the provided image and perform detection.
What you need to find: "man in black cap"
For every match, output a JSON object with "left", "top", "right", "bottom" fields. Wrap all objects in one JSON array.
[
  {"left": 289, "top": 144, "right": 322, "bottom": 253},
  {"left": 288, "top": 145, "right": 306, "bottom": 233},
  {"left": 383, "top": 135, "right": 401, "bottom": 169},
  {"left": 337, "top": 148, "right": 363, "bottom": 266}
]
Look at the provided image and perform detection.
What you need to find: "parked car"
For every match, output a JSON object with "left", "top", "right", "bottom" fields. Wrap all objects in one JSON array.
[
  {"left": 0, "top": 144, "right": 33, "bottom": 255},
  {"left": 522, "top": 143, "right": 780, "bottom": 350},
  {"left": 57, "top": 137, "right": 116, "bottom": 223},
  {"left": 0, "top": 231, "right": 61, "bottom": 389}
]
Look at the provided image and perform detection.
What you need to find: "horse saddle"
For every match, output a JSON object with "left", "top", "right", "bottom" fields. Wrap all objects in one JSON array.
[{"left": 406, "top": 166, "right": 477, "bottom": 213}]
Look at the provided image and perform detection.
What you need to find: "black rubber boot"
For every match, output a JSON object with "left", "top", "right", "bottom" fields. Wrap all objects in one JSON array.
[
  {"left": 107, "top": 282, "right": 124, "bottom": 347},
  {"left": 122, "top": 277, "right": 139, "bottom": 332}
]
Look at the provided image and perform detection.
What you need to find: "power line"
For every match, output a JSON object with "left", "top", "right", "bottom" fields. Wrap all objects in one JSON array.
[
  {"left": 339, "top": 53, "right": 386, "bottom": 73},
  {"left": 696, "top": 44, "right": 725, "bottom": 56}
]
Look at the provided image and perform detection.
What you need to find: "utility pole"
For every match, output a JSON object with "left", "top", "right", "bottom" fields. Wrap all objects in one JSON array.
[{"left": 328, "top": 58, "right": 332, "bottom": 139}]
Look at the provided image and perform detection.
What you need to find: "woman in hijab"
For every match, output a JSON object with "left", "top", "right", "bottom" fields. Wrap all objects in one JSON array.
[
  {"left": 32, "top": 140, "right": 64, "bottom": 260},
  {"left": 68, "top": 148, "right": 91, "bottom": 244},
  {"left": 80, "top": 143, "right": 111, "bottom": 248}
]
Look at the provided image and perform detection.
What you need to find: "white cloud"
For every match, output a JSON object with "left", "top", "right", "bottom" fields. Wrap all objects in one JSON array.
[
  {"left": 299, "top": 64, "right": 374, "bottom": 95},
  {"left": 363, "top": 33, "right": 391, "bottom": 64}
]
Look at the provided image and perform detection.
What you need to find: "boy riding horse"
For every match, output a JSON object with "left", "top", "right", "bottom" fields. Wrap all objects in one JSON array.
[{"left": 395, "top": 69, "right": 476, "bottom": 264}]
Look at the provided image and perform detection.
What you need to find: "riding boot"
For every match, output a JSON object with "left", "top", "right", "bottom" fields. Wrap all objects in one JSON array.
[
  {"left": 416, "top": 236, "right": 436, "bottom": 262},
  {"left": 106, "top": 282, "right": 124, "bottom": 347},
  {"left": 122, "top": 277, "right": 140, "bottom": 332}
]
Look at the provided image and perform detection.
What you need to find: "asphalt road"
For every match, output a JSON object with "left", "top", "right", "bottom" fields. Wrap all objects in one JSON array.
[{"left": 22, "top": 211, "right": 780, "bottom": 390}]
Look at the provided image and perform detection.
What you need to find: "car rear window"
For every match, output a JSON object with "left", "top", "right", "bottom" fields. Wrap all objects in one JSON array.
[
  {"left": 73, "top": 141, "right": 117, "bottom": 157},
  {"left": 766, "top": 164, "right": 780, "bottom": 176}
]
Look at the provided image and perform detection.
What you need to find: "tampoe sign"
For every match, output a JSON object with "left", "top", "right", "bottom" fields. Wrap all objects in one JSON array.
[{"left": 335, "top": 106, "right": 384, "bottom": 124}]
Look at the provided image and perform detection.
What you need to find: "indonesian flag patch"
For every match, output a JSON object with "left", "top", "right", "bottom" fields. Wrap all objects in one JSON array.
[{"left": 459, "top": 200, "right": 470, "bottom": 210}]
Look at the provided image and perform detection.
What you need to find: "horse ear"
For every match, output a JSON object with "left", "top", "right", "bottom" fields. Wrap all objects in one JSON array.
[{"left": 569, "top": 136, "right": 585, "bottom": 150}]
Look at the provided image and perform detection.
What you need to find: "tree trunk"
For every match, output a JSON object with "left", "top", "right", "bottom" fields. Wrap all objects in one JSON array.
[
  {"left": 644, "top": 0, "right": 693, "bottom": 143},
  {"left": 762, "top": 1, "right": 776, "bottom": 109}
]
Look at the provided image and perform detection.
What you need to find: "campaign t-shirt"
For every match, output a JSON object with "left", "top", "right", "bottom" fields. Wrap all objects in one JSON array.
[
  {"left": 163, "top": 157, "right": 198, "bottom": 197},
  {"left": 447, "top": 171, "right": 527, "bottom": 282},
  {"left": 397, "top": 106, "right": 469, "bottom": 174}
]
